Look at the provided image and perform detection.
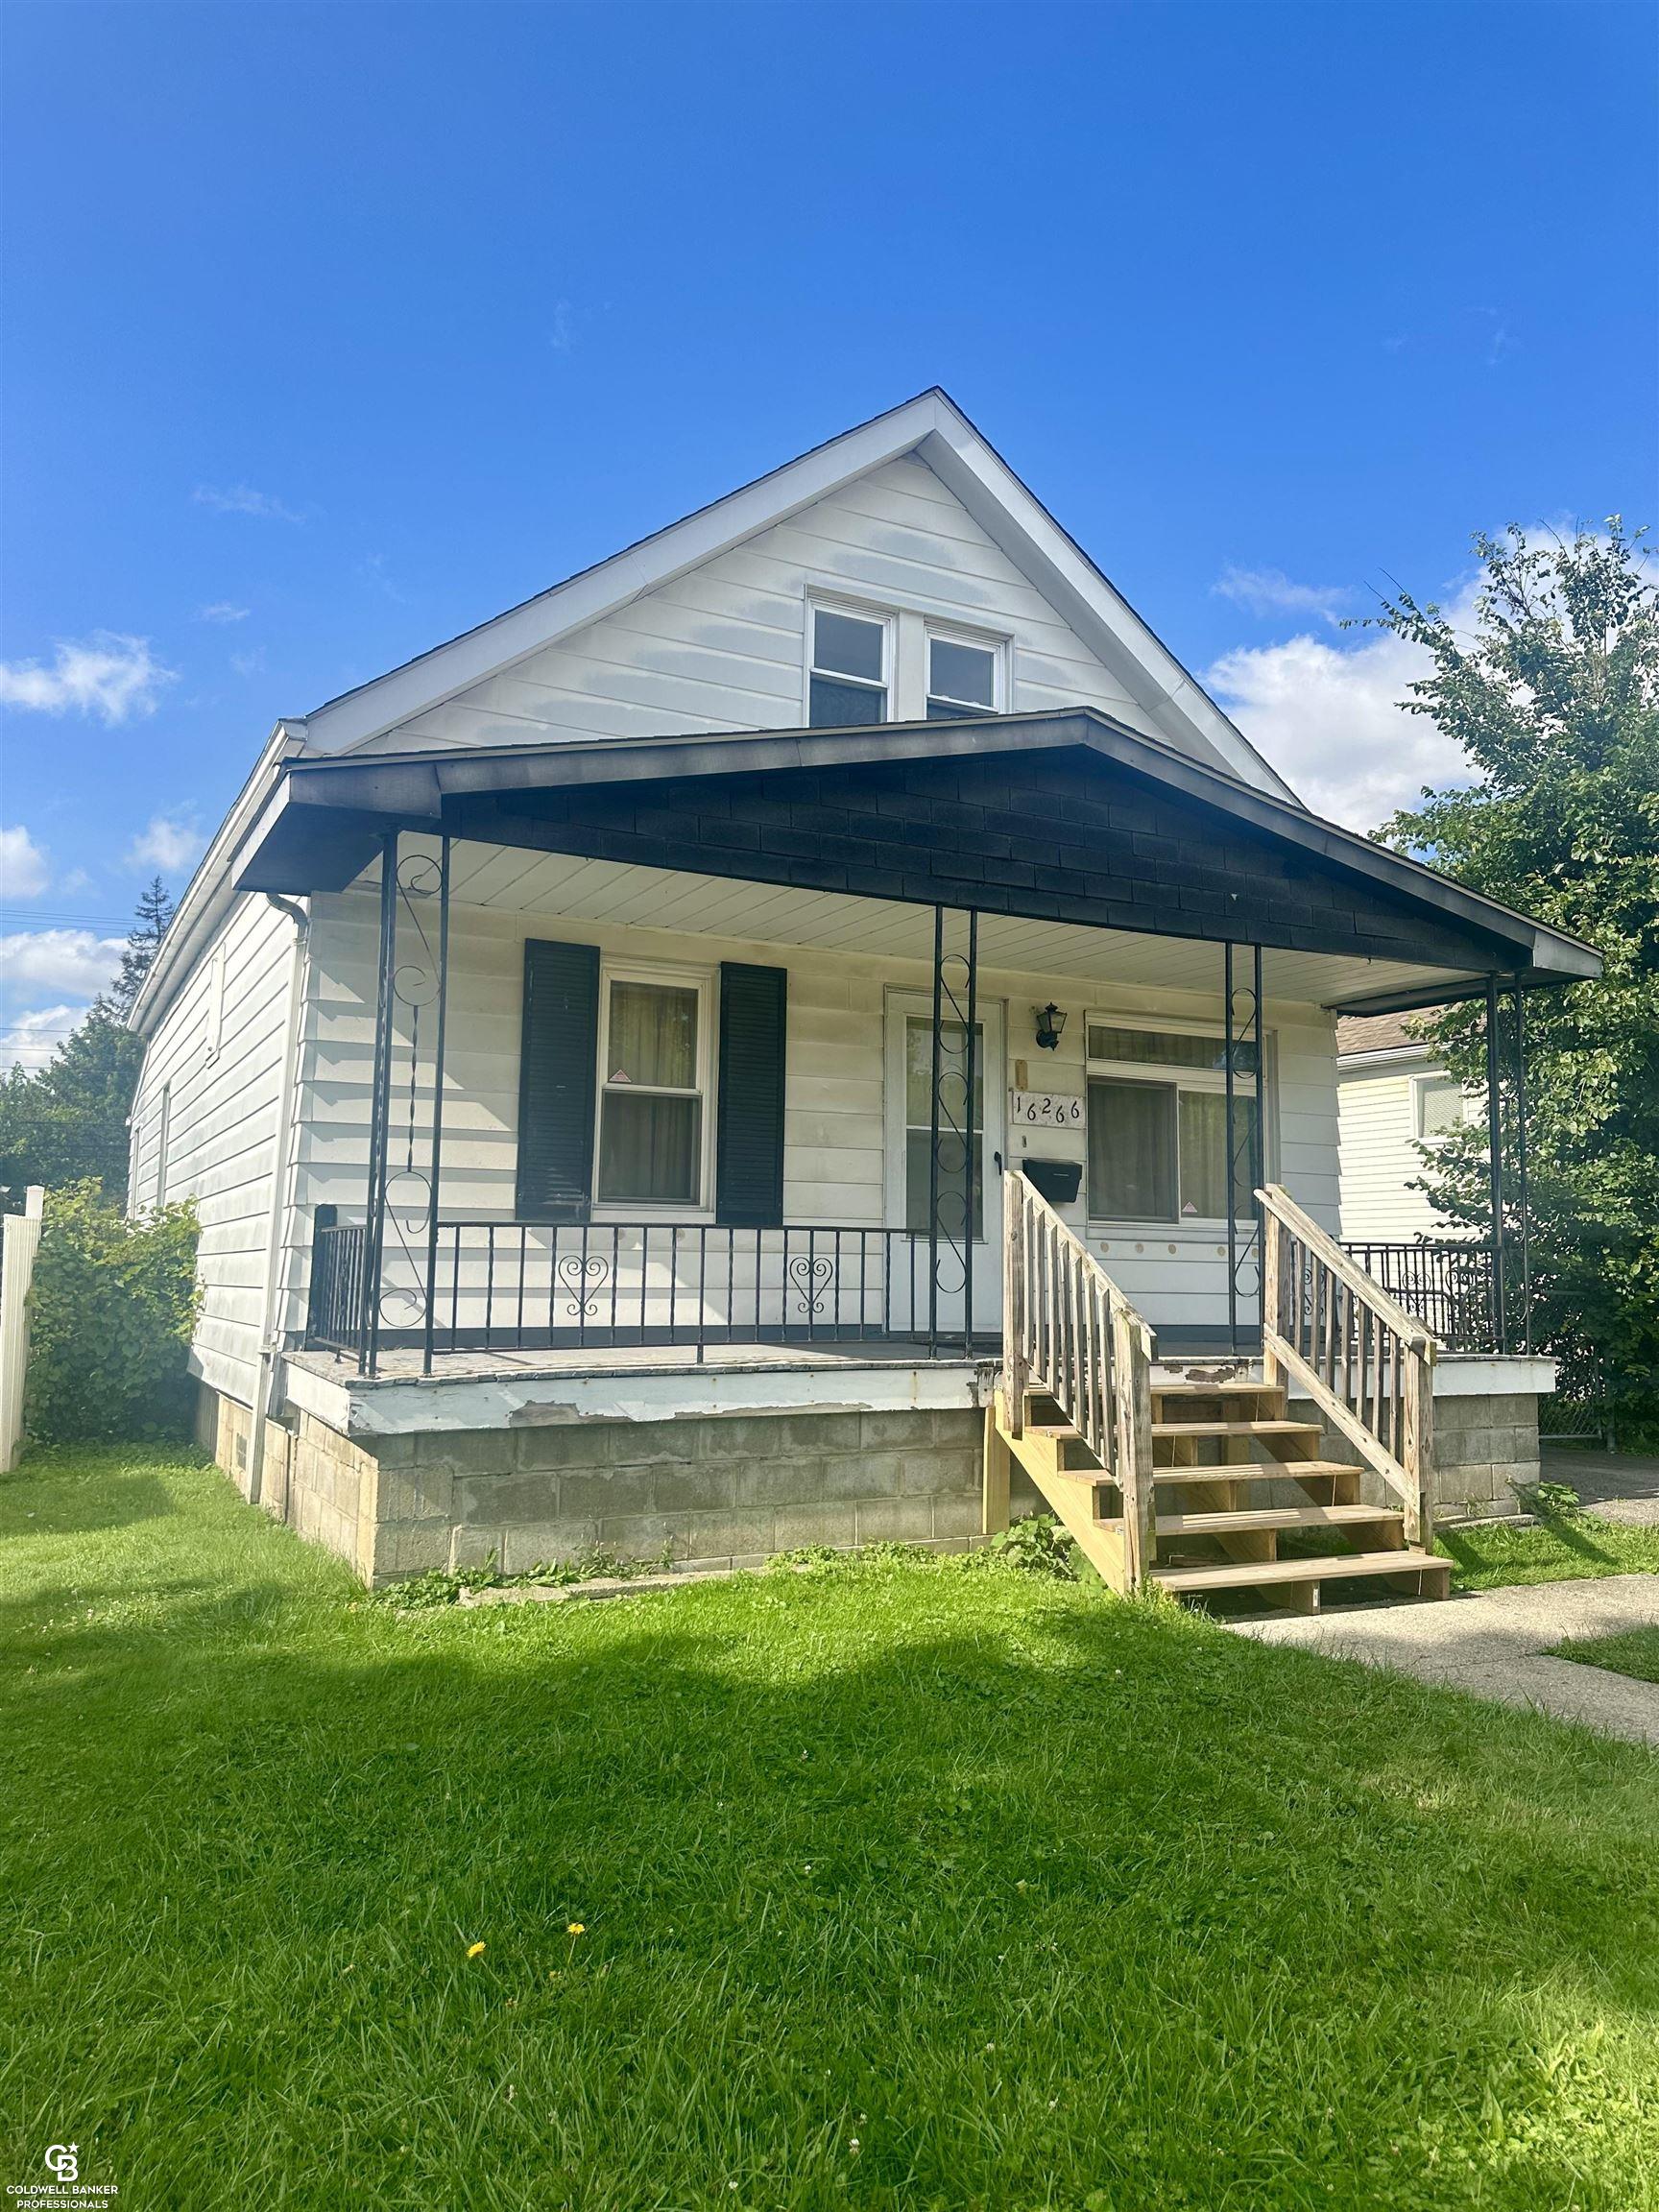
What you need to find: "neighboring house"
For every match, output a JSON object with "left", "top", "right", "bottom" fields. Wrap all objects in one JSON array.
[
  {"left": 1336, "top": 1011, "right": 1472, "bottom": 1240},
  {"left": 128, "top": 390, "right": 1593, "bottom": 1595}
]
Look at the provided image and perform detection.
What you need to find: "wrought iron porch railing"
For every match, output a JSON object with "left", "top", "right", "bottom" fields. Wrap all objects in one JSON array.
[
  {"left": 1338, "top": 1238, "right": 1526, "bottom": 1356},
  {"left": 304, "top": 1217, "right": 958, "bottom": 1360}
]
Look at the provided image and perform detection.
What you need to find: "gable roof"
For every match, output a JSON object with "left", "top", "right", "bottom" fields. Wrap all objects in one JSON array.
[{"left": 293, "top": 388, "right": 1300, "bottom": 802}]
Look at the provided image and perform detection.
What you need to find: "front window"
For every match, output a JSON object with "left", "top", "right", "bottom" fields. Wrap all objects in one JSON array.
[
  {"left": 1086, "top": 1022, "right": 1261, "bottom": 1222},
  {"left": 596, "top": 973, "right": 708, "bottom": 1208},
  {"left": 808, "top": 606, "right": 888, "bottom": 727},
  {"left": 926, "top": 633, "right": 998, "bottom": 719}
]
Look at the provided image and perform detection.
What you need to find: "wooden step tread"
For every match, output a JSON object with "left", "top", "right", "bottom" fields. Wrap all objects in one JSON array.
[
  {"left": 1154, "top": 1550, "right": 1447, "bottom": 1593},
  {"left": 1155, "top": 1503, "right": 1402, "bottom": 1536},
  {"left": 1152, "top": 1380, "right": 1282, "bottom": 1398},
  {"left": 1152, "top": 1419, "right": 1323, "bottom": 1439},
  {"left": 1152, "top": 1460, "right": 1355, "bottom": 1485}
]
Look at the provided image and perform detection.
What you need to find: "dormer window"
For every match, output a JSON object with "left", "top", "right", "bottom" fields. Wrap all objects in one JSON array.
[
  {"left": 926, "top": 632, "right": 998, "bottom": 719},
  {"left": 808, "top": 605, "right": 888, "bottom": 727}
]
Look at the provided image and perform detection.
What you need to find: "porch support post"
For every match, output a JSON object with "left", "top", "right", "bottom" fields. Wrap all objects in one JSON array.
[
  {"left": 360, "top": 829, "right": 400, "bottom": 1377},
  {"left": 1224, "top": 944, "right": 1265, "bottom": 1355},
  {"left": 1225, "top": 944, "right": 1238, "bottom": 1352},
  {"left": 420, "top": 834, "right": 452, "bottom": 1377},
  {"left": 1483, "top": 978, "right": 1509, "bottom": 1353},
  {"left": 1511, "top": 985, "right": 1532, "bottom": 1354},
  {"left": 962, "top": 907, "right": 978, "bottom": 1359},
  {"left": 927, "top": 904, "right": 944, "bottom": 1358}
]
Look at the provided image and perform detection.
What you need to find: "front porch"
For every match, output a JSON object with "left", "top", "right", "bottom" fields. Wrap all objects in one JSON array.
[{"left": 229, "top": 708, "right": 1587, "bottom": 1582}]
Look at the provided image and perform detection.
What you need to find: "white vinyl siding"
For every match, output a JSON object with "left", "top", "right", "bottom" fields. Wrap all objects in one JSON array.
[
  {"left": 1337, "top": 1059, "right": 1452, "bottom": 1239},
  {"left": 358, "top": 455, "right": 1157, "bottom": 757},
  {"left": 126, "top": 895, "right": 300, "bottom": 1407}
]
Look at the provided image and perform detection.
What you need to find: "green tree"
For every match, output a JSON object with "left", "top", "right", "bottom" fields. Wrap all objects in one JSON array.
[
  {"left": 0, "top": 878, "right": 176, "bottom": 1205},
  {"left": 1370, "top": 519, "right": 1659, "bottom": 1408}
]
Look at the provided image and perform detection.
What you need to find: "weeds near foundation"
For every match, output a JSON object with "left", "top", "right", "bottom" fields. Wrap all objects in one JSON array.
[{"left": 374, "top": 1539, "right": 677, "bottom": 1610}]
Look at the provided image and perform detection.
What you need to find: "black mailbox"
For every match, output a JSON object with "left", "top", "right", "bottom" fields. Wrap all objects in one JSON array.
[{"left": 1020, "top": 1157, "right": 1083, "bottom": 1207}]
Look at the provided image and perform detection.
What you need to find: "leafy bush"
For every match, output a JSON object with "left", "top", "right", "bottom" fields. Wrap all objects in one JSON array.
[
  {"left": 977, "top": 1513, "right": 1080, "bottom": 1579},
  {"left": 23, "top": 1180, "right": 200, "bottom": 1444},
  {"left": 1515, "top": 1478, "right": 1583, "bottom": 1518}
]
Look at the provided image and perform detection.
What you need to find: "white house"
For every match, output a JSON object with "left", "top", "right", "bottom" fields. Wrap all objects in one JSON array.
[
  {"left": 128, "top": 392, "right": 1586, "bottom": 1599},
  {"left": 1336, "top": 1011, "right": 1470, "bottom": 1241}
]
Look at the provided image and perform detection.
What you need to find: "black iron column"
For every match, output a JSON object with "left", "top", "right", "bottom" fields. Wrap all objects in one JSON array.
[
  {"left": 421, "top": 836, "right": 452, "bottom": 1376},
  {"left": 1224, "top": 943, "right": 1266, "bottom": 1353},
  {"left": 1511, "top": 985, "right": 1532, "bottom": 1354},
  {"left": 1483, "top": 978, "right": 1509, "bottom": 1352},
  {"left": 360, "top": 830, "right": 400, "bottom": 1375},
  {"left": 927, "top": 905, "right": 980, "bottom": 1358}
]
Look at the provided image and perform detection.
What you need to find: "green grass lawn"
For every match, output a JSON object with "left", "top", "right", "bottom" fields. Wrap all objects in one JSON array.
[
  {"left": 1552, "top": 1625, "right": 1659, "bottom": 1687},
  {"left": 5, "top": 1448, "right": 1659, "bottom": 2211},
  {"left": 1438, "top": 1509, "right": 1659, "bottom": 1592}
]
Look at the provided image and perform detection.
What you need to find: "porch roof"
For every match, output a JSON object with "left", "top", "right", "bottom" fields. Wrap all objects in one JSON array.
[{"left": 235, "top": 707, "right": 1599, "bottom": 1015}]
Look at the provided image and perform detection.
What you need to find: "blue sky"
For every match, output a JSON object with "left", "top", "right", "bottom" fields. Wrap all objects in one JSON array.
[{"left": 2, "top": 0, "right": 1654, "bottom": 1064}]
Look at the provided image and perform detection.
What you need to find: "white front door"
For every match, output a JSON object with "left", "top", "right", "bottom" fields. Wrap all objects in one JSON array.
[{"left": 884, "top": 992, "right": 1005, "bottom": 1339}]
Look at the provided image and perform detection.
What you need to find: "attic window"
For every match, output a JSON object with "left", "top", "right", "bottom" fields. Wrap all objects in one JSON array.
[
  {"left": 926, "top": 633, "right": 998, "bottom": 719},
  {"left": 808, "top": 606, "right": 888, "bottom": 727}
]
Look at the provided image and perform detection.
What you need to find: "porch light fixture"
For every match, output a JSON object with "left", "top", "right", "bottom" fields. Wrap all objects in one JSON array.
[{"left": 1032, "top": 1003, "right": 1067, "bottom": 1052}]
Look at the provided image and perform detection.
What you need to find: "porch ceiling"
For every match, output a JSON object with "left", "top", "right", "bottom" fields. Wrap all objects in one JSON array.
[
  {"left": 236, "top": 708, "right": 1599, "bottom": 1014},
  {"left": 428, "top": 838, "right": 1480, "bottom": 1011}
]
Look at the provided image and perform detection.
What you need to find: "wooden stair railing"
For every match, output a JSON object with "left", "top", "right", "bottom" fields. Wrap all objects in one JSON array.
[
  {"left": 996, "top": 1170, "right": 1157, "bottom": 1591},
  {"left": 1258, "top": 1184, "right": 1437, "bottom": 1548}
]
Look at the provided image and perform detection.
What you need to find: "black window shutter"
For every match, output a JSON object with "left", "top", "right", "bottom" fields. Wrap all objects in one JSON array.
[
  {"left": 716, "top": 962, "right": 787, "bottom": 1227},
  {"left": 515, "top": 939, "right": 601, "bottom": 1222}
]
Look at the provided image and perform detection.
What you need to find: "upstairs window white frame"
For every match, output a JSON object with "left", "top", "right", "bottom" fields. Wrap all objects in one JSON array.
[
  {"left": 926, "top": 625, "right": 1004, "bottom": 720},
  {"left": 806, "top": 600, "right": 892, "bottom": 728},
  {"left": 1413, "top": 1070, "right": 1470, "bottom": 1141}
]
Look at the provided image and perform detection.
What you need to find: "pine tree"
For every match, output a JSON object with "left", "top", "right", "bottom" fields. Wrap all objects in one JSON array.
[{"left": 0, "top": 878, "right": 177, "bottom": 1204}]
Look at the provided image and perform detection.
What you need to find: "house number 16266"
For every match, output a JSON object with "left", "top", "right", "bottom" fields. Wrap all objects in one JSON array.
[{"left": 1009, "top": 1093, "right": 1083, "bottom": 1126}]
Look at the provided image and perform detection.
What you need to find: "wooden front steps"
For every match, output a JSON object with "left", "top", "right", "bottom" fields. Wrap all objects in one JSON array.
[{"left": 989, "top": 1364, "right": 1447, "bottom": 1613}]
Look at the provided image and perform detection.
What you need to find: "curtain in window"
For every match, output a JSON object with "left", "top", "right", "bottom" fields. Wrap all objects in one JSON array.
[
  {"left": 598, "top": 1094, "right": 701, "bottom": 1205},
  {"left": 605, "top": 981, "right": 696, "bottom": 1088},
  {"left": 1088, "top": 1080, "right": 1177, "bottom": 1218}
]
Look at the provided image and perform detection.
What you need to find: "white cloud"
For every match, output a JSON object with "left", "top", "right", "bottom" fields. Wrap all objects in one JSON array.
[
  {"left": 1205, "top": 583, "right": 1479, "bottom": 830},
  {"left": 0, "top": 1003, "right": 84, "bottom": 1074},
  {"left": 193, "top": 483, "right": 305, "bottom": 522},
  {"left": 229, "top": 646, "right": 267, "bottom": 678},
  {"left": 0, "top": 633, "right": 176, "bottom": 724},
  {"left": 0, "top": 826, "right": 49, "bottom": 900},
  {"left": 198, "top": 601, "right": 251, "bottom": 623},
  {"left": 1214, "top": 566, "right": 1351, "bottom": 625},
  {"left": 126, "top": 815, "right": 204, "bottom": 874},
  {"left": 0, "top": 928, "right": 126, "bottom": 998}
]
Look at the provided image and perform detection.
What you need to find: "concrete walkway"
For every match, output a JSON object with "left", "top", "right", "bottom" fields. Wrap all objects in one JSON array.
[{"left": 1233, "top": 1573, "right": 1659, "bottom": 1746}]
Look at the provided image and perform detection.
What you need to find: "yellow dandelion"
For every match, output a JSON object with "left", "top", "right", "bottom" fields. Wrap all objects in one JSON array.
[
  {"left": 566, "top": 1922, "right": 586, "bottom": 1936},
  {"left": 466, "top": 1941, "right": 487, "bottom": 1959}
]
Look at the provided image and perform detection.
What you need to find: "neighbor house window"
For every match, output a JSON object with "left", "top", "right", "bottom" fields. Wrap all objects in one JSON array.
[
  {"left": 595, "top": 969, "right": 710, "bottom": 1208},
  {"left": 926, "top": 632, "right": 999, "bottom": 719},
  {"left": 1086, "top": 1022, "right": 1262, "bottom": 1222},
  {"left": 808, "top": 605, "right": 888, "bottom": 726},
  {"left": 1414, "top": 1072, "right": 1466, "bottom": 1140}
]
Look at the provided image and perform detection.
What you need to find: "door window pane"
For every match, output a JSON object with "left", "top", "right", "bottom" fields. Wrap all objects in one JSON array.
[
  {"left": 606, "top": 980, "right": 697, "bottom": 1088},
  {"left": 598, "top": 1094, "right": 701, "bottom": 1205},
  {"left": 1088, "top": 1079, "right": 1177, "bottom": 1219}
]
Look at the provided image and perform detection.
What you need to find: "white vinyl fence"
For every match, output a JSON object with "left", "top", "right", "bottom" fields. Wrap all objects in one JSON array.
[{"left": 0, "top": 1188, "right": 45, "bottom": 1473}]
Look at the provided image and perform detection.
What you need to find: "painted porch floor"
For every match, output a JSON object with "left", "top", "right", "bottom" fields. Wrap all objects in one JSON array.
[{"left": 284, "top": 1338, "right": 993, "bottom": 1386}]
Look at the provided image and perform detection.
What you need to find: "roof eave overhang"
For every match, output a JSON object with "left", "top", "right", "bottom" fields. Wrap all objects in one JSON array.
[{"left": 231, "top": 707, "right": 1601, "bottom": 998}]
